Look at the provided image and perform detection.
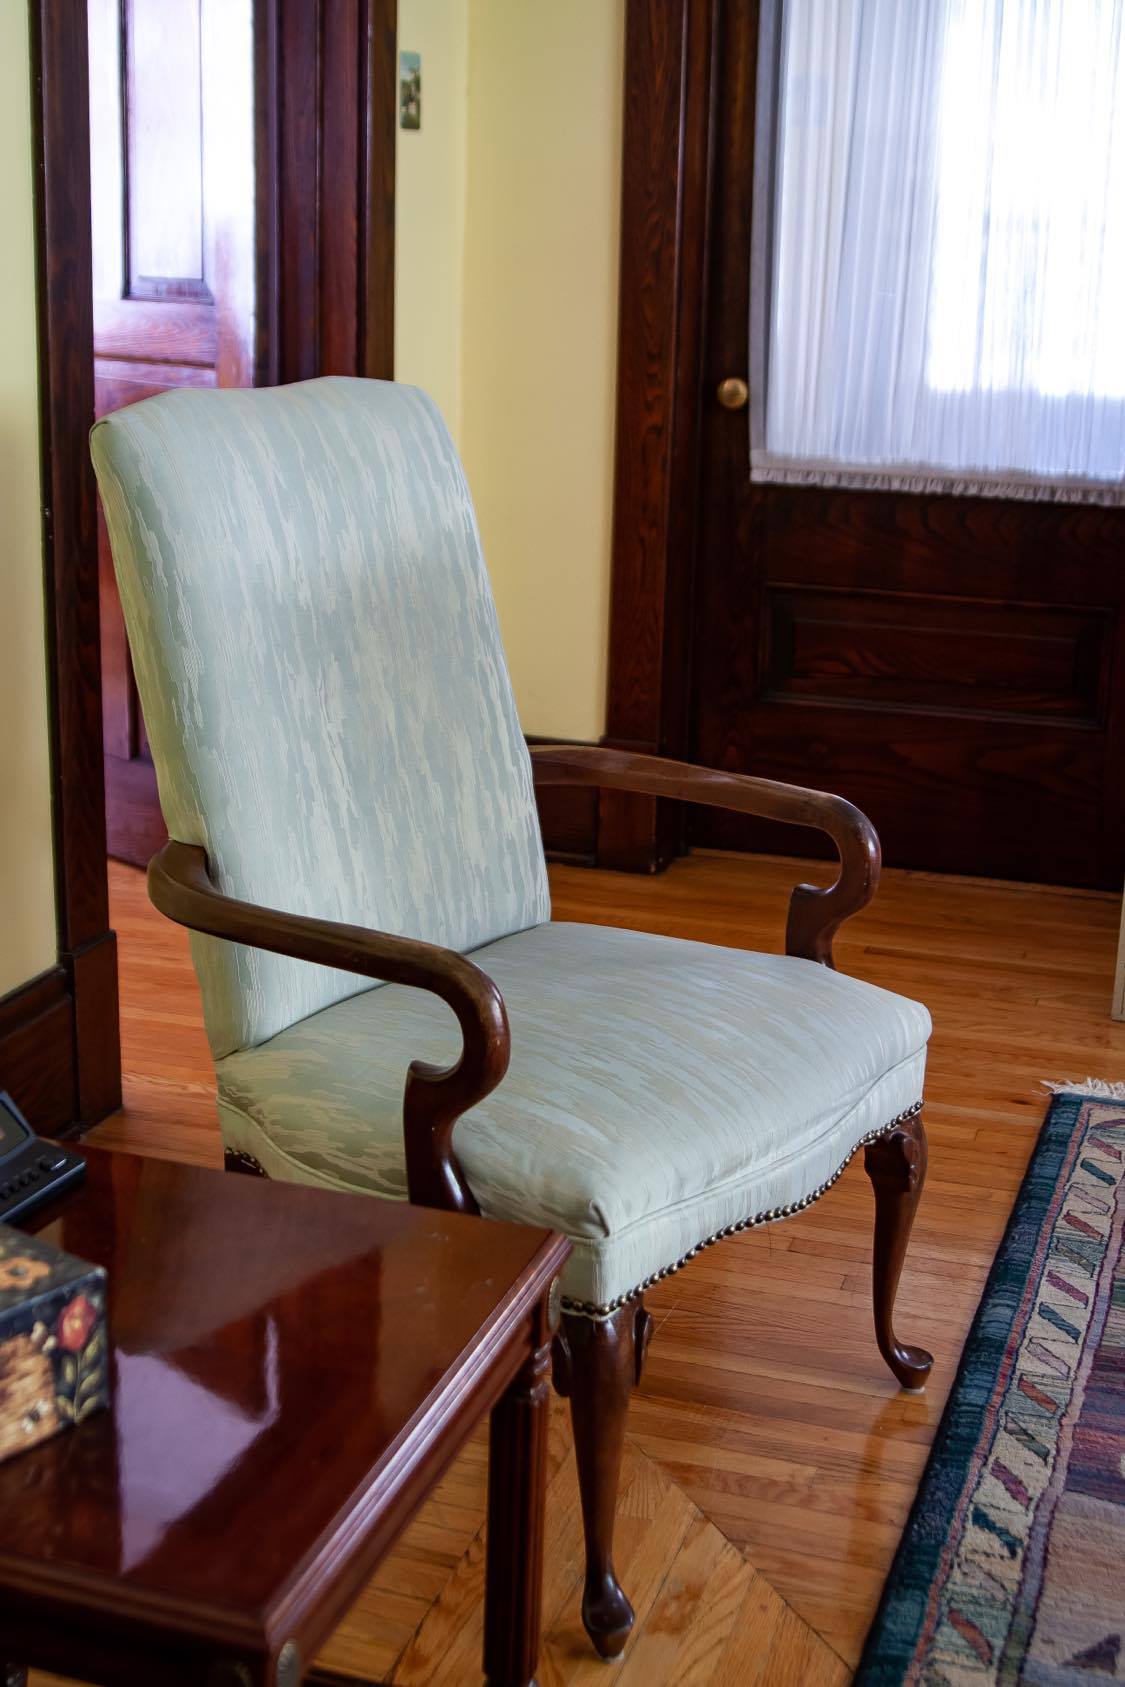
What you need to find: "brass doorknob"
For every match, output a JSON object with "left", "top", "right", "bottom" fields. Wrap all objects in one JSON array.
[{"left": 716, "top": 376, "right": 749, "bottom": 411}]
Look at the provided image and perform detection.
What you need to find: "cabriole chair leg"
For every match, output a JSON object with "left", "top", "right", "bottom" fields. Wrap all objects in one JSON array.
[
  {"left": 559, "top": 1303, "right": 639, "bottom": 1659},
  {"left": 864, "top": 1111, "right": 934, "bottom": 1391}
]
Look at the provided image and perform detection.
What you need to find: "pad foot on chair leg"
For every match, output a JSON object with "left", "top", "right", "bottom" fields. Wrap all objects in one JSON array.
[
  {"left": 864, "top": 1112, "right": 934, "bottom": 1392},
  {"left": 885, "top": 1343, "right": 933, "bottom": 1393},
  {"left": 582, "top": 1573, "right": 635, "bottom": 1661}
]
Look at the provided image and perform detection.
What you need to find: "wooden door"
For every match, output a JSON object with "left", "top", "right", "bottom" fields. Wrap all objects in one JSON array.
[
  {"left": 89, "top": 0, "right": 256, "bottom": 865},
  {"left": 687, "top": 2, "right": 1125, "bottom": 890}
]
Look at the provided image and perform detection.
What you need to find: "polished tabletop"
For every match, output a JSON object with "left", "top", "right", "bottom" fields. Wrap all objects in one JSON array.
[{"left": 0, "top": 1146, "right": 564, "bottom": 1654}]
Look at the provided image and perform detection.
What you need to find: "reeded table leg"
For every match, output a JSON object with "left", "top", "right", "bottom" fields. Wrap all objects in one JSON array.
[{"left": 483, "top": 1322, "right": 553, "bottom": 1686}]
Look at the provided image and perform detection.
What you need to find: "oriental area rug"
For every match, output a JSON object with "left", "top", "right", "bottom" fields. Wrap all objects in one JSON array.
[{"left": 857, "top": 1086, "right": 1125, "bottom": 1685}]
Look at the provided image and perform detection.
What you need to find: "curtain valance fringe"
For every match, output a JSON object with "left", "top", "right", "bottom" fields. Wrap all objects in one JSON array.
[{"left": 750, "top": 460, "right": 1125, "bottom": 508}]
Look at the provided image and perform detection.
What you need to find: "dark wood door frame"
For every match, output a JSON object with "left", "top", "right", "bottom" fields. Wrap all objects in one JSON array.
[
  {"left": 599, "top": 0, "right": 718, "bottom": 873},
  {"left": 23, "top": 0, "right": 120, "bottom": 1134},
  {"left": 14, "top": 0, "right": 397, "bottom": 1137},
  {"left": 259, "top": 0, "right": 397, "bottom": 384}
]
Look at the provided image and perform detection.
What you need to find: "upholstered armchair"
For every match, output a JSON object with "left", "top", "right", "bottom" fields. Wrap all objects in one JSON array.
[{"left": 91, "top": 379, "right": 932, "bottom": 1661}]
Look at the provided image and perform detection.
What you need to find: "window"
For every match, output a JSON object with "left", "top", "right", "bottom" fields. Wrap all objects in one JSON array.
[{"left": 751, "top": 0, "right": 1125, "bottom": 502}]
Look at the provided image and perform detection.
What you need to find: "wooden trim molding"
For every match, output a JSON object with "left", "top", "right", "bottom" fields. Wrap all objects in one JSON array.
[
  {"left": 260, "top": 0, "right": 397, "bottom": 385},
  {"left": 601, "top": 0, "right": 718, "bottom": 873},
  {"left": 28, "top": 0, "right": 122, "bottom": 1129}
]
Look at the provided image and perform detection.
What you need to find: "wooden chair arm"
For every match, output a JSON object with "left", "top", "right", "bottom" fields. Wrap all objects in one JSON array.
[
  {"left": 530, "top": 745, "right": 880, "bottom": 965},
  {"left": 148, "top": 840, "right": 511, "bottom": 1213}
]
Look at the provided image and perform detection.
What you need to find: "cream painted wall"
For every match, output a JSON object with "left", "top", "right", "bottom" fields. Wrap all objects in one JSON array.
[
  {"left": 460, "top": 1, "right": 624, "bottom": 741},
  {"left": 394, "top": 0, "right": 470, "bottom": 440},
  {"left": 395, "top": 0, "right": 625, "bottom": 742},
  {"left": 0, "top": 2, "right": 57, "bottom": 998}
]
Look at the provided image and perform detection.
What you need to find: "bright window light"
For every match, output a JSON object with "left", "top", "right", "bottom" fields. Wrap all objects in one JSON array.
[
  {"left": 753, "top": 0, "right": 1125, "bottom": 499},
  {"left": 928, "top": 0, "right": 1125, "bottom": 400}
]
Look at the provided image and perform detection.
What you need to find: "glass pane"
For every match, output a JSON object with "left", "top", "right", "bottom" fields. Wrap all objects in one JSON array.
[{"left": 126, "top": 0, "right": 205, "bottom": 291}]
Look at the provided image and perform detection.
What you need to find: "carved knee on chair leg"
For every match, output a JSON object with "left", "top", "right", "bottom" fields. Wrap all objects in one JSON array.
[
  {"left": 864, "top": 1112, "right": 934, "bottom": 1391},
  {"left": 562, "top": 1304, "right": 641, "bottom": 1659}
]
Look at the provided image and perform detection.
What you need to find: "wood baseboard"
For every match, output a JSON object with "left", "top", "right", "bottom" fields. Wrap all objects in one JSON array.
[
  {"left": 526, "top": 736, "right": 599, "bottom": 865},
  {"left": 0, "top": 968, "right": 77, "bottom": 1137},
  {"left": 527, "top": 735, "right": 687, "bottom": 872},
  {"left": 0, "top": 931, "right": 121, "bottom": 1139},
  {"left": 589, "top": 737, "right": 684, "bottom": 875}
]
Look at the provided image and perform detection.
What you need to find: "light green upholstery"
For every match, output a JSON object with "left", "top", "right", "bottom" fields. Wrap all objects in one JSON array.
[
  {"left": 91, "top": 379, "right": 549, "bottom": 1058},
  {"left": 91, "top": 375, "right": 930, "bottom": 1314},
  {"left": 214, "top": 921, "right": 930, "bottom": 1311}
]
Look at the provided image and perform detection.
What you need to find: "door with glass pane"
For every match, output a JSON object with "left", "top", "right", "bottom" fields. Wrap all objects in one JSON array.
[{"left": 689, "top": 0, "right": 1125, "bottom": 889}]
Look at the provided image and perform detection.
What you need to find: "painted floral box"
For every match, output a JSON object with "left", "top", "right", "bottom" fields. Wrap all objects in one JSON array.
[{"left": 0, "top": 1222, "right": 109, "bottom": 1463}]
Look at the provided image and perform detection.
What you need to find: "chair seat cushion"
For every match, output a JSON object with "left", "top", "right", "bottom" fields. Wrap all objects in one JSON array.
[{"left": 215, "top": 922, "right": 930, "bottom": 1311}]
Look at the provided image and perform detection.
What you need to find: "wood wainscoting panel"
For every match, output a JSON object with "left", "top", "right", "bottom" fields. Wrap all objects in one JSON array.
[
  {"left": 691, "top": 484, "right": 1125, "bottom": 888},
  {"left": 535, "top": 785, "right": 599, "bottom": 865},
  {"left": 698, "top": 704, "right": 1106, "bottom": 888},
  {"left": 0, "top": 970, "right": 76, "bottom": 1137}
]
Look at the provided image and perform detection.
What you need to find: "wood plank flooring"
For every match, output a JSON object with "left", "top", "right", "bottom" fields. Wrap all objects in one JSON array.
[{"left": 39, "top": 852, "right": 1125, "bottom": 1684}]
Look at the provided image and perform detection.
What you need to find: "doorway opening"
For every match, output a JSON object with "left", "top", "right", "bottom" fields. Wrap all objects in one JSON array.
[{"left": 31, "top": 0, "right": 397, "bottom": 1129}]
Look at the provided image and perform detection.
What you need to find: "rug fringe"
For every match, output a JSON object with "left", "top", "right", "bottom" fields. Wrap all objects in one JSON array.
[{"left": 1042, "top": 1076, "right": 1125, "bottom": 1100}]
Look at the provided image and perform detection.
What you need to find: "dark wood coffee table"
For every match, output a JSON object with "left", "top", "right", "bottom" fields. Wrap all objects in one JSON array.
[{"left": 0, "top": 1146, "right": 569, "bottom": 1687}]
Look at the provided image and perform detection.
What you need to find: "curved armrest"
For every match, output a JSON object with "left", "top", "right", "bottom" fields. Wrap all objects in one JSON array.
[
  {"left": 531, "top": 745, "right": 880, "bottom": 965},
  {"left": 148, "top": 841, "right": 510, "bottom": 1213}
]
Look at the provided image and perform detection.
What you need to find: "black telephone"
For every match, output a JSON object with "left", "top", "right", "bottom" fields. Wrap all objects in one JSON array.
[{"left": 0, "top": 1091, "right": 86, "bottom": 1226}]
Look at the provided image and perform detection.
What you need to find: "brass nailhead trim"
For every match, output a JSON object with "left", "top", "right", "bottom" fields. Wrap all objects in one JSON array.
[
  {"left": 226, "top": 1149, "right": 268, "bottom": 1176},
  {"left": 226, "top": 1104, "right": 925, "bottom": 1324},
  {"left": 559, "top": 1101, "right": 925, "bottom": 1321}
]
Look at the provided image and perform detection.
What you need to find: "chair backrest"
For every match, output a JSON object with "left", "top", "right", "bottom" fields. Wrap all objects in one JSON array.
[{"left": 91, "top": 378, "right": 550, "bottom": 1059}]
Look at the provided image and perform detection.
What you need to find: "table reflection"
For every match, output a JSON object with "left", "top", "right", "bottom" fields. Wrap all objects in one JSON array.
[{"left": 114, "top": 1318, "right": 279, "bottom": 1570}]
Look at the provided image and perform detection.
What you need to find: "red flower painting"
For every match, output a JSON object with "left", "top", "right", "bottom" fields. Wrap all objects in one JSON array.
[{"left": 57, "top": 1294, "right": 97, "bottom": 1353}]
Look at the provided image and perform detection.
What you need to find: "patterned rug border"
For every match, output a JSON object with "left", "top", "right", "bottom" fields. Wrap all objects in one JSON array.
[{"left": 854, "top": 1088, "right": 1098, "bottom": 1685}]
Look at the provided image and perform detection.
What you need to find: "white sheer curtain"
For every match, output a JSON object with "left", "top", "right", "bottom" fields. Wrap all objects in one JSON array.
[{"left": 751, "top": 0, "right": 1125, "bottom": 503}]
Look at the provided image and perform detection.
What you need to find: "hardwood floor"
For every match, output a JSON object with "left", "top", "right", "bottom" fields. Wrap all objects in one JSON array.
[{"left": 51, "top": 852, "right": 1125, "bottom": 1683}]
